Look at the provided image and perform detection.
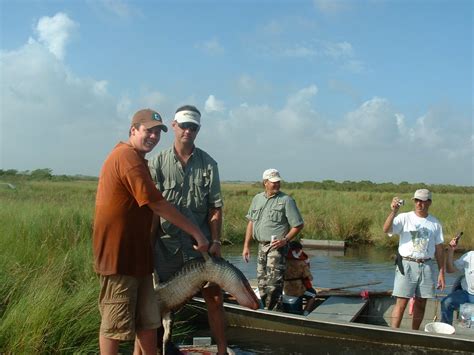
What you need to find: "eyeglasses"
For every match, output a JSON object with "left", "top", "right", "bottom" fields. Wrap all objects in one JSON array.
[{"left": 177, "top": 122, "right": 199, "bottom": 132}]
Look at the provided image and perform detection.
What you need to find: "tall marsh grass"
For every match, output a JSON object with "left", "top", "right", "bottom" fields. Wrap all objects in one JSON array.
[
  {"left": 221, "top": 183, "right": 473, "bottom": 248},
  {"left": 0, "top": 180, "right": 472, "bottom": 352},
  {"left": 0, "top": 181, "right": 102, "bottom": 353}
]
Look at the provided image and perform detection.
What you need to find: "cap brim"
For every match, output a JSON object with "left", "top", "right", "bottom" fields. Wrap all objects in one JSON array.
[
  {"left": 174, "top": 117, "right": 201, "bottom": 126},
  {"left": 268, "top": 177, "right": 281, "bottom": 182},
  {"left": 411, "top": 196, "right": 430, "bottom": 201},
  {"left": 143, "top": 121, "right": 168, "bottom": 132}
]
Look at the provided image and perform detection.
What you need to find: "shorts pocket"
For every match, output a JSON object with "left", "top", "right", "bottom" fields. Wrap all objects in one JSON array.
[
  {"left": 101, "top": 298, "right": 132, "bottom": 334},
  {"left": 401, "top": 261, "right": 414, "bottom": 281}
]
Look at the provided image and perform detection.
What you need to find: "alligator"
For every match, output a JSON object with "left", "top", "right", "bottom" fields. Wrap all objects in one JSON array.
[{"left": 154, "top": 252, "right": 259, "bottom": 354}]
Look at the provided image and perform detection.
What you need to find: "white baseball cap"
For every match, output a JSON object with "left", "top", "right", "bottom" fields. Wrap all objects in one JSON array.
[
  {"left": 412, "top": 189, "right": 432, "bottom": 201},
  {"left": 262, "top": 169, "right": 281, "bottom": 182}
]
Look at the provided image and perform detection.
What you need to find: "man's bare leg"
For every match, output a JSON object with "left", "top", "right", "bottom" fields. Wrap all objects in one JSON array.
[
  {"left": 412, "top": 297, "right": 427, "bottom": 330},
  {"left": 391, "top": 297, "right": 409, "bottom": 328},
  {"left": 99, "top": 334, "right": 119, "bottom": 355},
  {"left": 133, "top": 329, "right": 157, "bottom": 355},
  {"left": 203, "top": 285, "right": 227, "bottom": 355}
]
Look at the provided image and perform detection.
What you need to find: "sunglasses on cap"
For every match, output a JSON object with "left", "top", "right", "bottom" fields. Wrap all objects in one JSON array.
[{"left": 177, "top": 122, "right": 199, "bottom": 132}]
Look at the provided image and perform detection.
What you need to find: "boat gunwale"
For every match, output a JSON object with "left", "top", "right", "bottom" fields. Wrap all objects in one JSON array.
[{"left": 190, "top": 297, "right": 474, "bottom": 353}]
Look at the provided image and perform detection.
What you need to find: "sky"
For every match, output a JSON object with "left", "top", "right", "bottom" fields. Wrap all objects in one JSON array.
[{"left": 0, "top": 0, "right": 472, "bottom": 185}]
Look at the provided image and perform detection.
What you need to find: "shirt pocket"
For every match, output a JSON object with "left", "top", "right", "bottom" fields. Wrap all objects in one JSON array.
[
  {"left": 250, "top": 208, "right": 262, "bottom": 221},
  {"left": 269, "top": 205, "right": 284, "bottom": 222},
  {"left": 192, "top": 175, "right": 210, "bottom": 212}
]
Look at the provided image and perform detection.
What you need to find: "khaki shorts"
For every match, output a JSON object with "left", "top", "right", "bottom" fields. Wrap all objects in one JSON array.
[
  {"left": 98, "top": 274, "right": 161, "bottom": 341},
  {"left": 392, "top": 259, "right": 436, "bottom": 299}
]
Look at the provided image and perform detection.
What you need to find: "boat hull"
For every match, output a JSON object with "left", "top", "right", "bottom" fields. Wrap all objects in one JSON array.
[{"left": 190, "top": 296, "right": 474, "bottom": 353}]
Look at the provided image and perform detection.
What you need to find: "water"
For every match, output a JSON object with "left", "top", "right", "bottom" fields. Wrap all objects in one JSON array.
[
  {"left": 222, "top": 244, "right": 459, "bottom": 294},
  {"left": 191, "top": 244, "right": 463, "bottom": 354}
]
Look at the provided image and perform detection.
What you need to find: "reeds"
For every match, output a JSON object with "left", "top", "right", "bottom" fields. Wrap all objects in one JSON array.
[
  {"left": 0, "top": 180, "right": 471, "bottom": 353},
  {"left": 221, "top": 184, "right": 473, "bottom": 248}
]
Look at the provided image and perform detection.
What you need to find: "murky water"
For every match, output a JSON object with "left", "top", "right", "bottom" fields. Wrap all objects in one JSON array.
[
  {"left": 187, "top": 244, "right": 463, "bottom": 354},
  {"left": 222, "top": 244, "right": 459, "bottom": 293}
]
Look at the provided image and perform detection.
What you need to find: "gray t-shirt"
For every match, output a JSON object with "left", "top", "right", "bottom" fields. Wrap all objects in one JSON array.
[
  {"left": 148, "top": 146, "right": 223, "bottom": 253},
  {"left": 246, "top": 191, "right": 304, "bottom": 243}
]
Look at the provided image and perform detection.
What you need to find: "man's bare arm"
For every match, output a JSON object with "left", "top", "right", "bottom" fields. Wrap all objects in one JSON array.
[
  {"left": 208, "top": 207, "right": 223, "bottom": 256},
  {"left": 242, "top": 221, "right": 254, "bottom": 262}
]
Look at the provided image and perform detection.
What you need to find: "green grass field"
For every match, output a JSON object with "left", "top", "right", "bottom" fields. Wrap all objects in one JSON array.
[{"left": 0, "top": 180, "right": 472, "bottom": 353}]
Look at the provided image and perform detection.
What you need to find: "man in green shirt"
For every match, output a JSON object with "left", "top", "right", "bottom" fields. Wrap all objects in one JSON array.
[
  {"left": 242, "top": 169, "right": 304, "bottom": 310},
  {"left": 148, "top": 105, "right": 227, "bottom": 354}
]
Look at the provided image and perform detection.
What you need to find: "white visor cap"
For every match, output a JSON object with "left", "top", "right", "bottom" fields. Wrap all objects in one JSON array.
[{"left": 174, "top": 110, "right": 201, "bottom": 126}]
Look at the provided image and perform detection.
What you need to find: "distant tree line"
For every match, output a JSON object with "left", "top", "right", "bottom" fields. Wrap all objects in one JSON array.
[
  {"left": 1, "top": 169, "right": 472, "bottom": 193},
  {"left": 0, "top": 169, "right": 98, "bottom": 181},
  {"left": 253, "top": 179, "right": 473, "bottom": 194}
]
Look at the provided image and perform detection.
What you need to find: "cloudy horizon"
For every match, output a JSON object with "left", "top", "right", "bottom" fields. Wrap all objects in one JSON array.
[{"left": 1, "top": 1, "right": 472, "bottom": 185}]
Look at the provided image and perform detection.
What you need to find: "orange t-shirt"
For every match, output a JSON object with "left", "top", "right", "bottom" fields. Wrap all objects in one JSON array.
[{"left": 93, "top": 142, "right": 163, "bottom": 276}]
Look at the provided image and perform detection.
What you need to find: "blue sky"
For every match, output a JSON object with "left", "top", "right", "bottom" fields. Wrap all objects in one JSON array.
[{"left": 1, "top": 0, "right": 472, "bottom": 185}]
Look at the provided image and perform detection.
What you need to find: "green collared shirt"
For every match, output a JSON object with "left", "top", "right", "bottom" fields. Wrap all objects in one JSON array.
[
  {"left": 246, "top": 191, "right": 304, "bottom": 243},
  {"left": 148, "top": 146, "right": 223, "bottom": 253}
]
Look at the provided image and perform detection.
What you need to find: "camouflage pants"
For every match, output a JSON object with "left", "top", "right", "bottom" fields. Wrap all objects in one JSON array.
[{"left": 257, "top": 243, "right": 287, "bottom": 310}]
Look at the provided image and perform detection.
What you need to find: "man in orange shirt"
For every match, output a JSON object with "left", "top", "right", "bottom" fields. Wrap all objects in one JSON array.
[{"left": 93, "top": 109, "right": 208, "bottom": 355}]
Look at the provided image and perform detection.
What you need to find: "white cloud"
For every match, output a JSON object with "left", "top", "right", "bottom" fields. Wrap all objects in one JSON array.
[
  {"left": 406, "top": 112, "right": 444, "bottom": 148},
  {"left": 261, "top": 20, "right": 284, "bottom": 36},
  {"left": 93, "top": 80, "right": 109, "bottom": 96},
  {"left": 35, "top": 13, "right": 77, "bottom": 60},
  {"left": 342, "top": 59, "right": 365, "bottom": 73},
  {"left": 323, "top": 41, "right": 354, "bottom": 59},
  {"left": 195, "top": 38, "right": 224, "bottom": 55},
  {"left": 281, "top": 44, "right": 318, "bottom": 58},
  {"left": 205, "top": 95, "right": 226, "bottom": 113},
  {"left": 313, "top": 0, "right": 351, "bottom": 15},
  {"left": 199, "top": 90, "right": 472, "bottom": 184},
  {"left": 250, "top": 19, "right": 364, "bottom": 72},
  {"left": 140, "top": 91, "right": 167, "bottom": 109},
  {"left": 335, "top": 97, "right": 399, "bottom": 146},
  {"left": 1, "top": 19, "right": 123, "bottom": 175},
  {"left": 101, "top": 0, "right": 136, "bottom": 18},
  {"left": 286, "top": 85, "right": 318, "bottom": 109},
  {"left": 237, "top": 75, "right": 257, "bottom": 93},
  {"left": 88, "top": 0, "right": 142, "bottom": 19},
  {"left": 235, "top": 74, "right": 272, "bottom": 100},
  {"left": 1, "top": 13, "right": 471, "bottom": 185}
]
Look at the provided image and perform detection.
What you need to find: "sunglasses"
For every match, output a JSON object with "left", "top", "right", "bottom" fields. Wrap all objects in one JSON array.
[{"left": 177, "top": 122, "right": 199, "bottom": 132}]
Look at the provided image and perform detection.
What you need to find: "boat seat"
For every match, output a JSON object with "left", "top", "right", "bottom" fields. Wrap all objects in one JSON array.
[{"left": 307, "top": 296, "right": 368, "bottom": 322}]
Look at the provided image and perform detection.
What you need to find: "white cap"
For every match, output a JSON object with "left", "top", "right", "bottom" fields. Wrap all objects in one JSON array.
[
  {"left": 174, "top": 110, "right": 201, "bottom": 126},
  {"left": 412, "top": 189, "right": 432, "bottom": 201},
  {"left": 262, "top": 169, "right": 281, "bottom": 182}
]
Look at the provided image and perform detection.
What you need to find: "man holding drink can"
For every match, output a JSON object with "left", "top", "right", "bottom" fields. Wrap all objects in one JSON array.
[{"left": 242, "top": 169, "right": 304, "bottom": 310}]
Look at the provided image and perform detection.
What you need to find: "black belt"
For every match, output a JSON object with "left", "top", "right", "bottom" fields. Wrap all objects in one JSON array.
[{"left": 402, "top": 256, "right": 431, "bottom": 263}]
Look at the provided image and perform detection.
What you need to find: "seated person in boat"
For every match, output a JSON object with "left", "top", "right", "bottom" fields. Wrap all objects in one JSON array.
[
  {"left": 441, "top": 235, "right": 473, "bottom": 325},
  {"left": 284, "top": 240, "right": 317, "bottom": 315}
]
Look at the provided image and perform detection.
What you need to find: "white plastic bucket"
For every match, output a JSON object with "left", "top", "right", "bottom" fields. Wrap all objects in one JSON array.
[{"left": 424, "top": 322, "right": 455, "bottom": 335}]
